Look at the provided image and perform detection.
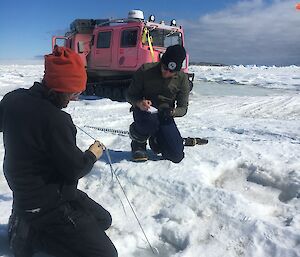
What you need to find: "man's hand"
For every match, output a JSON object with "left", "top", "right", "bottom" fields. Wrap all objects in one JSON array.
[
  {"left": 136, "top": 99, "right": 152, "bottom": 111},
  {"left": 88, "top": 140, "right": 104, "bottom": 160},
  {"left": 158, "top": 106, "right": 175, "bottom": 120}
]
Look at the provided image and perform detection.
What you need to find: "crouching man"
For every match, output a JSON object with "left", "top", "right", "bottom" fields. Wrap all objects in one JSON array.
[
  {"left": 126, "top": 45, "right": 190, "bottom": 163},
  {"left": 0, "top": 47, "right": 118, "bottom": 257}
]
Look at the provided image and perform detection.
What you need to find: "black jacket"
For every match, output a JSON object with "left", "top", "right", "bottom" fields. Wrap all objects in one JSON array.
[{"left": 0, "top": 83, "right": 96, "bottom": 214}]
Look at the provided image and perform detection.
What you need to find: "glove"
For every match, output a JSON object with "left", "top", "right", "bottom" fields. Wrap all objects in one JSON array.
[
  {"left": 88, "top": 140, "right": 104, "bottom": 160},
  {"left": 158, "top": 106, "right": 175, "bottom": 120}
]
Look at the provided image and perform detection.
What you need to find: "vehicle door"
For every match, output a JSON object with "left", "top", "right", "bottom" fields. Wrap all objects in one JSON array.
[
  {"left": 94, "top": 30, "right": 112, "bottom": 67},
  {"left": 118, "top": 27, "right": 139, "bottom": 68}
]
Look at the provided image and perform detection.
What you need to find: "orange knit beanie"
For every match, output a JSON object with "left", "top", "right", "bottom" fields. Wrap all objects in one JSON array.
[{"left": 44, "top": 47, "right": 87, "bottom": 93}]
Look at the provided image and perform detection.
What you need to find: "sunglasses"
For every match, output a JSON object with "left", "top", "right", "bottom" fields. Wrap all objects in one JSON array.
[{"left": 70, "top": 92, "right": 82, "bottom": 100}]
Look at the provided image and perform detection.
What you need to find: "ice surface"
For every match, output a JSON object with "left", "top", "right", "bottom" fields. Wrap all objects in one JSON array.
[{"left": 0, "top": 64, "right": 299, "bottom": 257}]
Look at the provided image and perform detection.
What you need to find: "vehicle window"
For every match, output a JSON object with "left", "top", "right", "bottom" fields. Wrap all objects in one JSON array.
[
  {"left": 97, "top": 31, "right": 111, "bottom": 48},
  {"left": 147, "top": 29, "right": 182, "bottom": 48},
  {"left": 164, "top": 33, "right": 182, "bottom": 48},
  {"left": 121, "top": 29, "right": 138, "bottom": 47}
]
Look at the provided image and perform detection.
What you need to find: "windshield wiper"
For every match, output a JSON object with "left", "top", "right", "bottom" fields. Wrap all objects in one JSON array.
[{"left": 166, "top": 30, "right": 177, "bottom": 37}]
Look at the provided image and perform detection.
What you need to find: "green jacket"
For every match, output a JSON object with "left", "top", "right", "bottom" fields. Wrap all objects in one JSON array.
[{"left": 126, "top": 62, "right": 190, "bottom": 117}]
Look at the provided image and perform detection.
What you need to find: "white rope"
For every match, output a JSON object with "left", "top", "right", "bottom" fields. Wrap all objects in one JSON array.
[{"left": 76, "top": 125, "right": 157, "bottom": 255}]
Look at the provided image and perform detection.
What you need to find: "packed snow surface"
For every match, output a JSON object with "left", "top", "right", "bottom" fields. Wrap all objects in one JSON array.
[{"left": 0, "top": 64, "right": 299, "bottom": 257}]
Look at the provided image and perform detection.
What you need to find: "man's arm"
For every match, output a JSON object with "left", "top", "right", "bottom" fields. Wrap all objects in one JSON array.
[
  {"left": 0, "top": 99, "right": 3, "bottom": 132},
  {"left": 49, "top": 113, "right": 99, "bottom": 182},
  {"left": 174, "top": 74, "right": 190, "bottom": 117},
  {"left": 126, "top": 65, "right": 145, "bottom": 106},
  {"left": 0, "top": 93, "right": 10, "bottom": 132}
]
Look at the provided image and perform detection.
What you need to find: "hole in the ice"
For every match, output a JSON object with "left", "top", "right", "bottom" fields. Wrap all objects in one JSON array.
[
  {"left": 247, "top": 170, "right": 300, "bottom": 203},
  {"left": 278, "top": 185, "right": 300, "bottom": 202},
  {"left": 160, "top": 227, "right": 189, "bottom": 252}
]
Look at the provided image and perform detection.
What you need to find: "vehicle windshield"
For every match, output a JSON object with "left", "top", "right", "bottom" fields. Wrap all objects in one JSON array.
[{"left": 147, "top": 28, "right": 182, "bottom": 47}]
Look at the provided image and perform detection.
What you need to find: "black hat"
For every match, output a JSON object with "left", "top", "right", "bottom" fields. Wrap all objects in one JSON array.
[{"left": 161, "top": 45, "right": 186, "bottom": 72}]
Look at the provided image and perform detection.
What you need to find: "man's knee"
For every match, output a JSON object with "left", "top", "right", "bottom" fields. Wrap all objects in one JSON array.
[
  {"left": 129, "top": 123, "right": 149, "bottom": 143},
  {"left": 76, "top": 191, "right": 113, "bottom": 231},
  {"left": 97, "top": 209, "right": 112, "bottom": 231},
  {"left": 132, "top": 109, "right": 160, "bottom": 135},
  {"left": 166, "top": 152, "right": 184, "bottom": 163}
]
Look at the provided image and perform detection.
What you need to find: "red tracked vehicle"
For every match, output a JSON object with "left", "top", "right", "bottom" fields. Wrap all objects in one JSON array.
[{"left": 52, "top": 10, "right": 194, "bottom": 100}]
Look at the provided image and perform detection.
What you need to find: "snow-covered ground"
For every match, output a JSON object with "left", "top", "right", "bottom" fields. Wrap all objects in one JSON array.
[{"left": 0, "top": 64, "right": 299, "bottom": 257}]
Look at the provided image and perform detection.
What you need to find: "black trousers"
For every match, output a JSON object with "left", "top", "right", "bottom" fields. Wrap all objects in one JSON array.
[{"left": 9, "top": 191, "right": 118, "bottom": 257}]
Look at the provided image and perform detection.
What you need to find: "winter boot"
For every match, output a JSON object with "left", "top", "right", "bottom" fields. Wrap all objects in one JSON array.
[
  {"left": 183, "top": 137, "right": 208, "bottom": 146},
  {"left": 129, "top": 123, "right": 149, "bottom": 162},
  {"left": 149, "top": 136, "right": 162, "bottom": 154},
  {"left": 131, "top": 140, "right": 148, "bottom": 162}
]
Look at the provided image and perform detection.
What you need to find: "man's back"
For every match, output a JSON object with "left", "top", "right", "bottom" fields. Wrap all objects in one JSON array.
[{"left": 0, "top": 83, "right": 77, "bottom": 212}]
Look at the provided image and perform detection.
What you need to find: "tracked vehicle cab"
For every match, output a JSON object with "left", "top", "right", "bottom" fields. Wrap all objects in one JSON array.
[{"left": 52, "top": 10, "right": 194, "bottom": 100}]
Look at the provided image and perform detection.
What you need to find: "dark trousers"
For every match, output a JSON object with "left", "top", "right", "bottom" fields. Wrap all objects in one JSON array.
[
  {"left": 132, "top": 108, "right": 184, "bottom": 163},
  {"left": 9, "top": 191, "right": 118, "bottom": 257}
]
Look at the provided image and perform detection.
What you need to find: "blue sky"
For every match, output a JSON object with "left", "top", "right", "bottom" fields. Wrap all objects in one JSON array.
[{"left": 0, "top": 0, "right": 299, "bottom": 65}]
